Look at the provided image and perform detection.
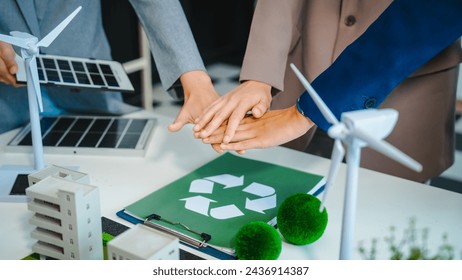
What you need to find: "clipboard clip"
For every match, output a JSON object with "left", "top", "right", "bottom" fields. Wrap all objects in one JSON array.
[{"left": 144, "top": 213, "right": 211, "bottom": 248}]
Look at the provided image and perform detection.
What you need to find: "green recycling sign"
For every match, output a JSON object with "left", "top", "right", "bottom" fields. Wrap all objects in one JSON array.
[{"left": 181, "top": 175, "right": 277, "bottom": 219}]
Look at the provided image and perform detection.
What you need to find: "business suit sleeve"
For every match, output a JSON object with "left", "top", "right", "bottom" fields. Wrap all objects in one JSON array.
[
  {"left": 297, "top": 0, "right": 462, "bottom": 131},
  {"left": 129, "top": 0, "right": 206, "bottom": 97},
  {"left": 239, "top": 0, "right": 304, "bottom": 92}
]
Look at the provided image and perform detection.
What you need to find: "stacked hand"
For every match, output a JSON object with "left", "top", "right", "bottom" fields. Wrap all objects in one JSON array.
[
  {"left": 201, "top": 105, "right": 314, "bottom": 153},
  {"left": 168, "top": 70, "right": 220, "bottom": 133},
  {"left": 169, "top": 79, "right": 314, "bottom": 154},
  {"left": 193, "top": 80, "right": 272, "bottom": 153}
]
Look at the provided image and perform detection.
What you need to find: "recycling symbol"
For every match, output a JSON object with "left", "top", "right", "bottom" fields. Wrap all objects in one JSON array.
[{"left": 180, "top": 174, "right": 276, "bottom": 220}]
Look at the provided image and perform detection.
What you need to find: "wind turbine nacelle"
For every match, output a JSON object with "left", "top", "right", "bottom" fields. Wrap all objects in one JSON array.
[
  {"left": 9, "top": 31, "right": 39, "bottom": 55},
  {"left": 341, "top": 108, "right": 398, "bottom": 140}
]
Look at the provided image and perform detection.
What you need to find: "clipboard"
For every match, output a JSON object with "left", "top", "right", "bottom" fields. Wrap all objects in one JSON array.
[
  {"left": 116, "top": 210, "right": 236, "bottom": 260},
  {"left": 117, "top": 153, "right": 325, "bottom": 259}
]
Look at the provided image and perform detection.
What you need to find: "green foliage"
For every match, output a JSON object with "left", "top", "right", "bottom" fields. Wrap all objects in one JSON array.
[
  {"left": 358, "top": 217, "right": 460, "bottom": 260},
  {"left": 22, "top": 253, "right": 41, "bottom": 260},
  {"left": 234, "top": 221, "right": 282, "bottom": 260},
  {"left": 102, "top": 232, "right": 114, "bottom": 246},
  {"left": 102, "top": 232, "right": 115, "bottom": 260},
  {"left": 277, "top": 193, "right": 328, "bottom": 245}
]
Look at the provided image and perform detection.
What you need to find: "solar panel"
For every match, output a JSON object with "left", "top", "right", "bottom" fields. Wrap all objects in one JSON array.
[
  {"left": 15, "top": 54, "right": 135, "bottom": 93},
  {"left": 7, "top": 116, "right": 157, "bottom": 157}
]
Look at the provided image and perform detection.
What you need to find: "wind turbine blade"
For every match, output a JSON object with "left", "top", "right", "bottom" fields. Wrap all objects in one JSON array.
[
  {"left": 37, "top": 6, "right": 82, "bottom": 47},
  {"left": 0, "top": 34, "right": 29, "bottom": 49},
  {"left": 290, "top": 63, "right": 339, "bottom": 125},
  {"left": 320, "top": 139, "right": 345, "bottom": 211},
  {"left": 28, "top": 57, "right": 43, "bottom": 112},
  {"left": 352, "top": 127, "right": 423, "bottom": 172},
  {"left": 10, "top": 31, "right": 36, "bottom": 40}
]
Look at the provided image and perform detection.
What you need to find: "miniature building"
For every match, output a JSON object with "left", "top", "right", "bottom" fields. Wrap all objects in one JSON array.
[
  {"left": 107, "top": 224, "right": 179, "bottom": 260},
  {"left": 26, "top": 167, "right": 102, "bottom": 260},
  {"left": 28, "top": 165, "right": 90, "bottom": 186}
]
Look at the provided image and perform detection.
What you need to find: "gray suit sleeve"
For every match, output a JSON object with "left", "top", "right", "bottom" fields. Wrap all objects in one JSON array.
[{"left": 128, "top": 0, "right": 206, "bottom": 99}]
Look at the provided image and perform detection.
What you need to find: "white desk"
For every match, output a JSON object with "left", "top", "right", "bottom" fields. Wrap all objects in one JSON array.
[{"left": 1, "top": 111, "right": 461, "bottom": 260}]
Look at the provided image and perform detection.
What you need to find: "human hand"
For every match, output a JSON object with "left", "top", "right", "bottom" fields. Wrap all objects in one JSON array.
[
  {"left": 0, "top": 41, "right": 19, "bottom": 86},
  {"left": 193, "top": 80, "right": 272, "bottom": 144},
  {"left": 202, "top": 105, "right": 314, "bottom": 153},
  {"left": 168, "top": 70, "right": 219, "bottom": 132}
]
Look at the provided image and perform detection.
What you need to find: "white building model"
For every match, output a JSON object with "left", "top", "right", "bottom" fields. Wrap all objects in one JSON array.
[
  {"left": 107, "top": 223, "right": 179, "bottom": 260},
  {"left": 26, "top": 166, "right": 103, "bottom": 260}
]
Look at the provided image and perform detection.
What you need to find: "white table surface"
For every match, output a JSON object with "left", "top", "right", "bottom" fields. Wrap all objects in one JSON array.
[{"left": 1, "top": 111, "right": 461, "bottom": 260}]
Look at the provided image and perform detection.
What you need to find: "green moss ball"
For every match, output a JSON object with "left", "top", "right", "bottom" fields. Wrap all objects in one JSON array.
[
  {"left": 234, "top": 221, "right": 282, "bottom": 260},
  {"left": 277, "top": 193, "right": 328, "bottom": 245}
]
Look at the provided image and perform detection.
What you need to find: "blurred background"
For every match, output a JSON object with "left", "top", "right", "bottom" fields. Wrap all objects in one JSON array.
[{"left": 100, "top": 0, "right": 462, "bottom": 194}]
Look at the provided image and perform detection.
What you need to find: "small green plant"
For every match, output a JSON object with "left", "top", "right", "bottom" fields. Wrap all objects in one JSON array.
[{"left": 358, "top": 217, "right": 460, "bottom": 260}]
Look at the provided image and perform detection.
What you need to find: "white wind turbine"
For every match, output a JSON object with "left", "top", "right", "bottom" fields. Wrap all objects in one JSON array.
[
  {"left": 0, "top": 6, "right": 82, "bottom": 171},
  {"left": 290, "top": 63, "right": 422, "bottom": 260}
]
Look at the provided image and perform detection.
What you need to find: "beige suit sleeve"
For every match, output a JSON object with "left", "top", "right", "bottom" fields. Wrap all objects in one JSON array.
[{"left": 239, "top": 0, "right": 304, "bottom": 92}]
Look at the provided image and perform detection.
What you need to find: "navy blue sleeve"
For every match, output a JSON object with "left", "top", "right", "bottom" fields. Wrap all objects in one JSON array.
[{"left": 297, "top": 0, "right": 462, "bottom": 131}]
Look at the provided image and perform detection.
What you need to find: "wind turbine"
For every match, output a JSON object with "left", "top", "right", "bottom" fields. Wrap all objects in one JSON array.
[
  {"left": 290, "top": 63, "right": 422, "bottom": 260},
  {"left": 0, "top": 6, "right": 82, "bottom": 171}
]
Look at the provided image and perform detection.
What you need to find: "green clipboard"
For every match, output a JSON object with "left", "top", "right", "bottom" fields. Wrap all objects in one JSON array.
[{"left": 120, "top": 153, "right": 325, "bottom": 255}]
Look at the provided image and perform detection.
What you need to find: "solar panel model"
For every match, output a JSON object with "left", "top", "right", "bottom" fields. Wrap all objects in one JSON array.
[
  {"left": 7, "top": 116, "right": 157, "bottom": 157},
  {"left": 15, "top": 54, "right": 135, "bottom": 93}
]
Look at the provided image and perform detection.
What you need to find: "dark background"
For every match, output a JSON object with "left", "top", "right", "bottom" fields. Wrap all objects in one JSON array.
[{"left": 101, "top": 0, "right": 255, "bottom": 107}]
